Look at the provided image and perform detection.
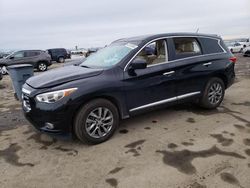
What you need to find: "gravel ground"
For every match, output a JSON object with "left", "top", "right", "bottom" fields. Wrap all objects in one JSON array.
[{"left": 0, "top": 54, "right": 250, "bottom": 188}]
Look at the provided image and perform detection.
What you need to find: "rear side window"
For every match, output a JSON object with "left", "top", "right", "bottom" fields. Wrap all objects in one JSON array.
[
  {"left": 173, "top": 37, "right": 202, "bottom": 58},
  {"left": 25, "top": 51, "right": 40, "bottom": 57},
  {"left": 199, "top": 38, "right": 225, "bottom": 54},
  {"left": 51, "top": 49, "right": 66, "bottom": 54}
]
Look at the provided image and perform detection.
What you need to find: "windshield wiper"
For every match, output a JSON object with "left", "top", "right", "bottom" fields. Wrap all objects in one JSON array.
[{"left": 80, "top": 65, "right": 90, "bottom": 68}]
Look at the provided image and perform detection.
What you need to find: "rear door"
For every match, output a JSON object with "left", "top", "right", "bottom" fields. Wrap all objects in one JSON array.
[
  {"left": 24, "top": 51, "right": 40, "bottom": 66},
  {"left": 166, "top": 37, "right": 211, "bottom": 99}
]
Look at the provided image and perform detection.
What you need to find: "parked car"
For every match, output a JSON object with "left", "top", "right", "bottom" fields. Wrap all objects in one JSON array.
[
  {"left": 0, "top": 50, "right": 52, "bottom": 74},
  {"left": 71, "top": 49, "right": 88, "bottom": 56},
  {"left": 85, "top": 48, "right": 99, "bottom": 57},
  {"left": 243, "top": 46, "right": 250, "bottom": 57},
  {"left": 22, "top": 33, "right": 235, "bottom": 144},
  {"left": 236, "top": 38, "right": 250, "bottom": 48},
  {"left": 47, "top": 48, "right": 71, "bottom": 63},
  {"left": 227, "top": 42, "right": 244, "bottom": 53}
]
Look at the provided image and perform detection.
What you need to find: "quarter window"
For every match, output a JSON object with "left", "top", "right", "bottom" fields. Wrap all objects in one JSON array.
[
  {"left": 135, "top": 39, "right": 167, "bottom": 66},
  {"left": 173, "top": 38, "right": 201, "bottom": 57}
]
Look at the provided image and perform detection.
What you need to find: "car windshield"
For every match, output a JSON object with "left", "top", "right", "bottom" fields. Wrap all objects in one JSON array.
[
  {"left": 4, "top": 52, "right": 15, "bottom": 59},
  {"left": 80, "top": 44, "right": 137, "bottom": 68}
]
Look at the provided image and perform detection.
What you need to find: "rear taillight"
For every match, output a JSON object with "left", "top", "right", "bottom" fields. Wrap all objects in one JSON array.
[{"left": 229, "top": 56, "right": 237, "bottom": 63}]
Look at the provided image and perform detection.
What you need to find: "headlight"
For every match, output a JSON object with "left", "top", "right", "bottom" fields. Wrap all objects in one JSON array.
[{"left": 36, "top": 88, "right": 77, "bottom": 103}]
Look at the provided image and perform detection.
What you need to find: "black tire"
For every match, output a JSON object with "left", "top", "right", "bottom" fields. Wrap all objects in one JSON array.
[
  {"left": 0, "top": 66, "right": 8, "bottom": 75},
  {"left": 37, "top": 62, "right": 47, "bottom": 72},
  {"left": 57, "top": 57, "right": 65, "bottom": 63},
  {"left": 74, "top": 99, "right": 119, "bottom": 144},
  {"left": 199, "top": 77, "right": 225, "bottom": 109}
]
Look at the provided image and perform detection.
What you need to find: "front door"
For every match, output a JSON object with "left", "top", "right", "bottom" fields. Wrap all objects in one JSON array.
[
  {"left": 123, "top": 39, "right": 177, "bottom": 113},
  {"left": 10, "top": 51, "right": 26, "bottom": 65}
]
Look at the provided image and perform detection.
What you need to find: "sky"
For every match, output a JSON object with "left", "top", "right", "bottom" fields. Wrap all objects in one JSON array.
[{"left": 0, "top": 0, "right": 249, "bottom": 51}]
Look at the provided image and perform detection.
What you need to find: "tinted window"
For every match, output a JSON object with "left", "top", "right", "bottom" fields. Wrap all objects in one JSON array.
[
  {"left": 25, "top": 51, "right": 39, "bottom": 57},
  {"left": 199, "top": 38, "right": 224, "bottom": 54},
  {"left": 173, "top": 38, "right": 201, "bottom": 56},
  {"left": 13, "top": 51, "right": 24, "bottom": 58},
  {"left": 135, "top": 39, "right": 166, "bottom": 66}
]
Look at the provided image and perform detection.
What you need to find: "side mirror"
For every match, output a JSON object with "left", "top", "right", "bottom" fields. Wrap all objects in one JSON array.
[
  {"left": 130, "top": 58, "right": 147, "bottom": 70},
  {"left": 128, "top": 58, "right": 147, "bottom": 76}
]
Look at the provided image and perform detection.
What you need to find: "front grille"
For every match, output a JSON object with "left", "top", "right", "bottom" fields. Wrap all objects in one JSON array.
[{"left": 22, "top": 93, "right": 31, "bottom": 112}]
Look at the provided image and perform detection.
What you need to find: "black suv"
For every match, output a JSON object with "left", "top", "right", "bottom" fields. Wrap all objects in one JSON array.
[
  {"left": 47, "top": 48, "right": 71, "bottom": 63},
  {"left": 22, "top": 33, "right": 236, "bottom": 144},
  {"left": 0, "top": 50, "right": 51, "bottom": 74}
]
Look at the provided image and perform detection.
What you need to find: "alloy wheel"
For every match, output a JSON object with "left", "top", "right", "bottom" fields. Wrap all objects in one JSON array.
[
  {"left": 38, "top": 63, "right": 47, "bottom": 71},
  {"left": 58, "top": 57, "right": 64, "bottom": 63},
  {"left": 85, "top": 107, "right": 114, "bottom": 139},
  {"left": 208, "top": 82, "right": 223, "bottom": 105}
]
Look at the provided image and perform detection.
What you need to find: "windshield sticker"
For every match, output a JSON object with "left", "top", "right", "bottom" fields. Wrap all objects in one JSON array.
[{"left": 125, "top": 43, "right": 138, "bottom": 50}]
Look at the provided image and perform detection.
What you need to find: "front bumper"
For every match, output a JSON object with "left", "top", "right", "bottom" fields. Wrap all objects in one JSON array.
[
  {"left": 24, "top": 112, "right": 70, "bottom": 135},
  {"left": 22, "top": 85, "right": 75, "bottom": 135}
]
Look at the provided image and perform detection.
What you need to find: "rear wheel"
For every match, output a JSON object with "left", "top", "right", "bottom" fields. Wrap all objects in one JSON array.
[
  {"left": 199, "top": 78, "right": 225, "bottom": 109},
  {"left": 58, "top": 57, "right": 65, "bottom": 63},
  {"left": 38, "top": 62, "right": 47, "bottom": 71},
  {"left": 74, "top": 99, "right": 119, "bottom": 144}
]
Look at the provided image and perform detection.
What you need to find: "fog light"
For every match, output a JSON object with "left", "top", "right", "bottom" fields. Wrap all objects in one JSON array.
[{"left": 45, "top": 122, "right": 54, "bottom": 129}]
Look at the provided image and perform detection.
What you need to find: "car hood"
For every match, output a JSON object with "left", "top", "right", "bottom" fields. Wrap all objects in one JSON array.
[
  {"left": 0, "top": 58, "right": 9, "bottom": 65},
  {"left": 26, "top": 65, "right": 103, "bottom": 89}
]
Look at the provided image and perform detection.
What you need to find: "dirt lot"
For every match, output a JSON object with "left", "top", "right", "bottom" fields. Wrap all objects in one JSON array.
[{"left": 0, "top": 55, "right": 250, "bottom": 188}]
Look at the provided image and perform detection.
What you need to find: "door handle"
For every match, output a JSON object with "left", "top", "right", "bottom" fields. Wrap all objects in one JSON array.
[
  {"left": 203, "top": 62, "right": 212, "bottom": 66},
  {"left": 163, "top": 71, "right": 175, "bottom": 76}
]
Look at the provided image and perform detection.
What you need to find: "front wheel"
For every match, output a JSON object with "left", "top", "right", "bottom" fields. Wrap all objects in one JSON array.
[
  {"left": 38, "top": 62, "right": 47, "bottom": 72},
  {"left": 0, "top": 66, "right": 8, "bottom": 75},
  {"left": 74, "top": 99, "right": 119, "bottom": 144},
  {"left": 199, "top": 78, "right": 225, "bottom": 109}
]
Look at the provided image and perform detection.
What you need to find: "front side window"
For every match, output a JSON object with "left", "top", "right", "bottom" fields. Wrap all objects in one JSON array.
[
  {"left": 135, "top": 39, "right": 167, "bottom": 66},
  {"left": 13, "top": 51, "right": 24, "bottom": 58},
  {"left": 81, "top": 44, "right": 136, "bottom": 68},
  {"left": 173, "top": 38, "right": 201, "bottom": 56}
]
